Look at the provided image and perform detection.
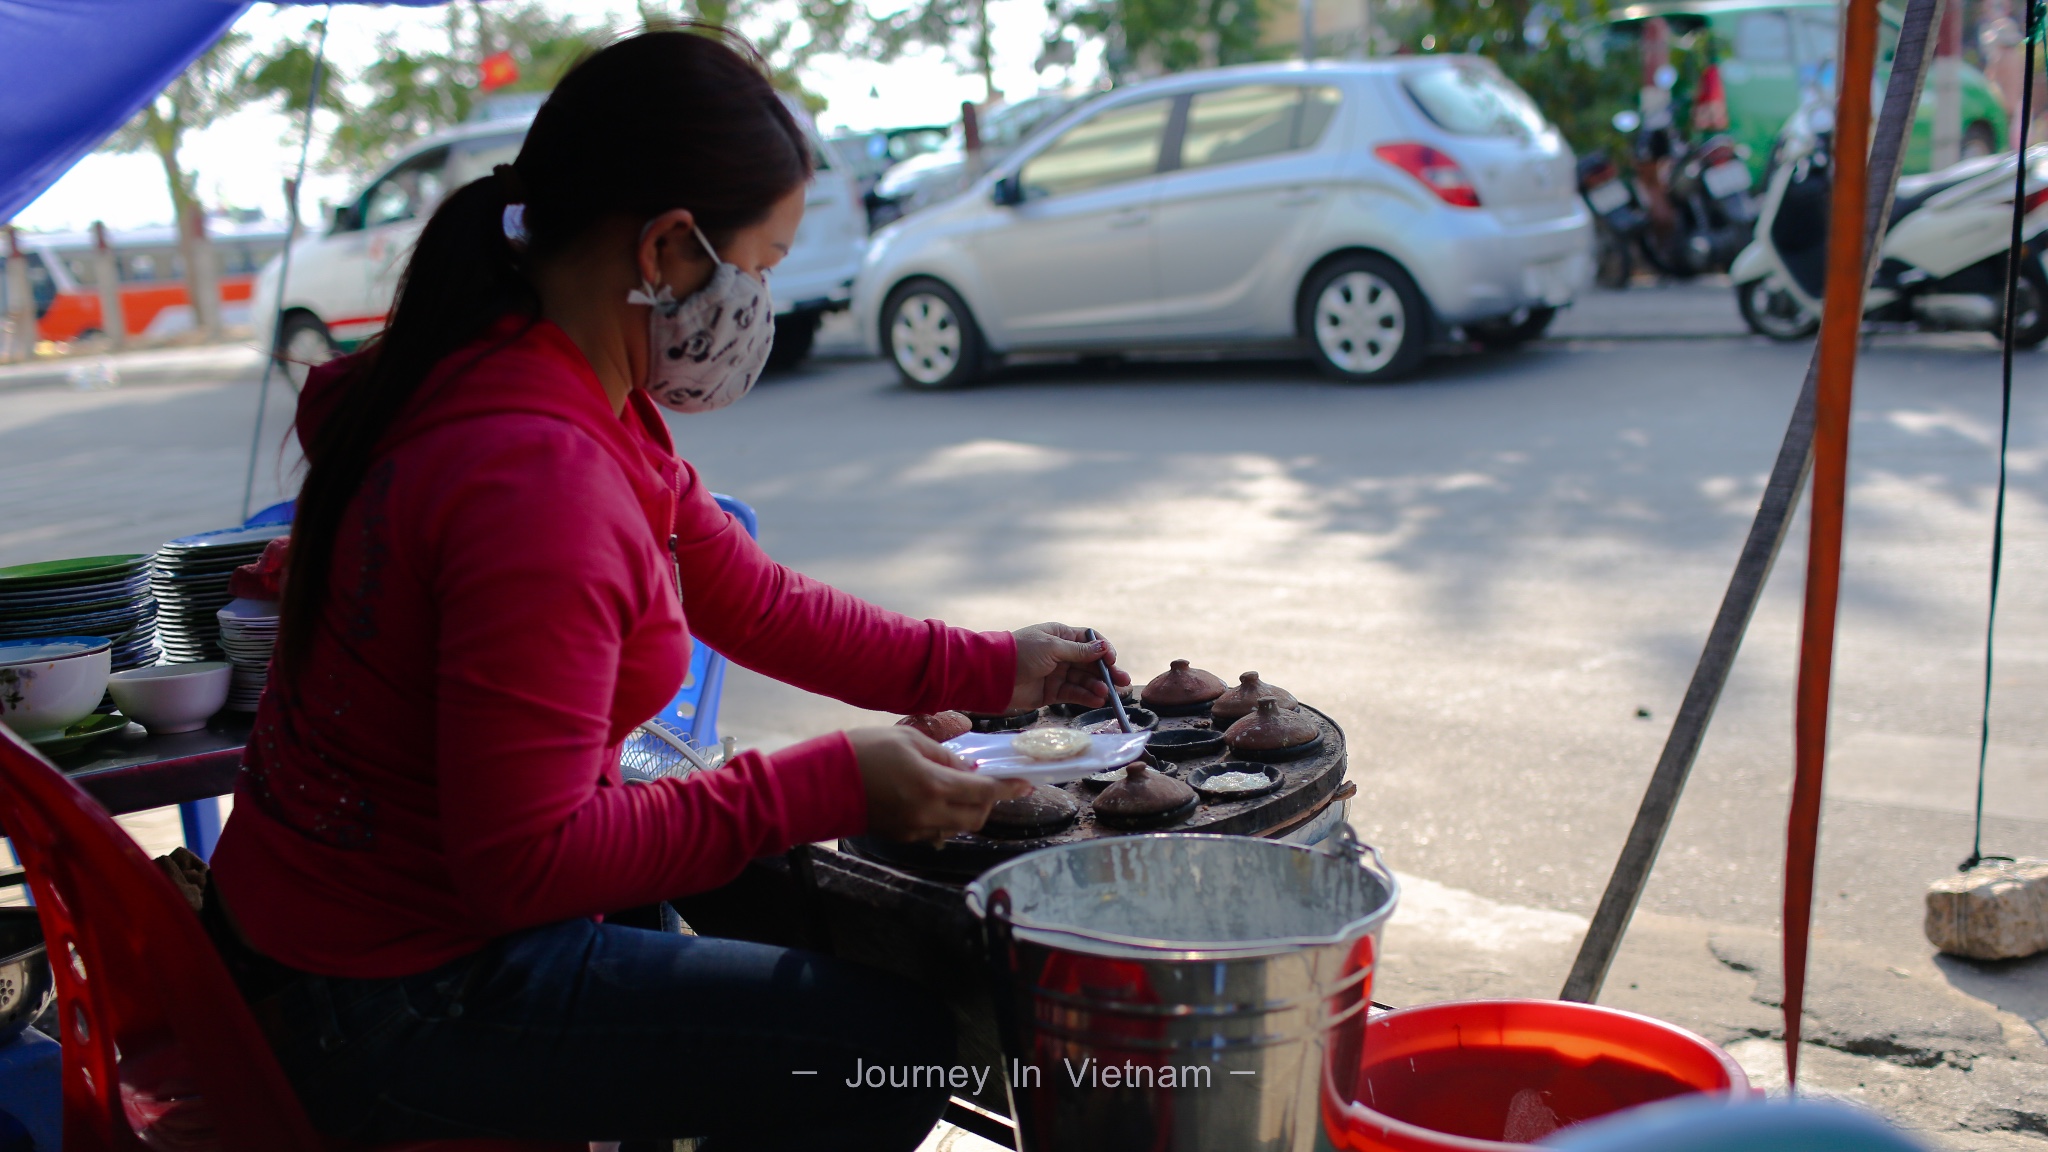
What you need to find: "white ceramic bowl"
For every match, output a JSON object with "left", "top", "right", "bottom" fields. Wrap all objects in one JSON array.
[
  {"left": 0, "top": 638, "right": 113, "bottom": 737},
  {"left": 107, "top": 662, "right": 230, "bottom": 735}
]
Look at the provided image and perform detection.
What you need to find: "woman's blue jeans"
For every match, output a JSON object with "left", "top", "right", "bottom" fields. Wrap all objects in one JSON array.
[{"left": 262, "top": 916, "right": 955, "bottom": 1150}]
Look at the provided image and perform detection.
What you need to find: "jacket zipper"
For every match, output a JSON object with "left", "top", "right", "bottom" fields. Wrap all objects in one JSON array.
[{"left": 667, "top": 463, "right": 685, "bottom": 608}]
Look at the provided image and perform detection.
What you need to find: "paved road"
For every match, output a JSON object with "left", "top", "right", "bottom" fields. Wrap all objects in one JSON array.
[{"left": 3, "top": 287, "right": 2045, "bottom": 1144}]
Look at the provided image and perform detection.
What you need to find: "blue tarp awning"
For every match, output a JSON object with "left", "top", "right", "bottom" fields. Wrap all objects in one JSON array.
[{"left": 0, "top": 0, "right": 445, "bottom": 223}]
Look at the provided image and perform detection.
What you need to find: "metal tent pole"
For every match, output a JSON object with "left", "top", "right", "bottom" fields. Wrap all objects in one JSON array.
[
  {"left": 1782, "top": 0, "right": 1884, "bottom": 1089},
  {"left": 239, "top": 8, "right": 330, "bottom": 523}
]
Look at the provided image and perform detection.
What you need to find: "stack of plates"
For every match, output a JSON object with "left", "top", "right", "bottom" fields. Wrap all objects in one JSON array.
[
  {"left": 216, "top": 598, "right": 279, "bottom": 712},
  {"left": 0, "top": 554, "right": 159, "bottom": 672},
  {"left": 151, "top": 525, "right": 289, "bottom": 663}
]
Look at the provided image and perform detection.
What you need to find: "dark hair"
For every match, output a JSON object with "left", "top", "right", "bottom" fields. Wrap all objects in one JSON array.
[{"left": 280, "top": 29, "right": 811, "bottom": 668}]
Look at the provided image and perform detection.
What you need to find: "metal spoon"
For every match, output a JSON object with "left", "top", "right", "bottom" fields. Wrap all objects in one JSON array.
[{"left": 1085, "top": 628, "right": 1132, "bottom": 733}]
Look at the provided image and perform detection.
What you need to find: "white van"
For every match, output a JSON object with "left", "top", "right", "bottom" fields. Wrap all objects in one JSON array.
[{"left": 255, "top": 98, "right": 866, "bottom": 382}]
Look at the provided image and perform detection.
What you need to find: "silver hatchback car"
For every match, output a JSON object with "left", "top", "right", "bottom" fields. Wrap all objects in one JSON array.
[{"left": 852, "top": 58, "right": 1592, "bottom": 387}]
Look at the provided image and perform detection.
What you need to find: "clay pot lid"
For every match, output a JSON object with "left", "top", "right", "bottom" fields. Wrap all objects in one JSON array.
[
  {"left": 1092, "top": 759, "right": 1197, "bottom": 820},
  {"left": 1211, "top": 672, "right": 1298, "bottom": 724},
  {"left": 1224, "top": 697, "right": 1319, "bottom": 750},
  {"left": 985, "top": 784, "right": 1080, "bottom": 833},
  {"left": 1142, "top": 660, "right": 1227, "bottom": 708},
  {"left": 898, "top": 711, "right": 971, "bottom": 742}
]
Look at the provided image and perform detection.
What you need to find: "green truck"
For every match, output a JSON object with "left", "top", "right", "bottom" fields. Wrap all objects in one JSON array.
[{"left": 1607, "top": 0, "right": 2009, "bottom": 177}]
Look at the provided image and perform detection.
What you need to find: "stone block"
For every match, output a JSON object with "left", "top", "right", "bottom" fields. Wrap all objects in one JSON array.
[{"left": 1925, "top": 858, "right": 2048, "bottom": 961}]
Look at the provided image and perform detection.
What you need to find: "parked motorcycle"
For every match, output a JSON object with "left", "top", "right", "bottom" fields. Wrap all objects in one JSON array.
[
  {"left": 1732, "top": 94, "right": 2048, "bottom": 344},
  {"left": 1622, "top": 107, "right": 1759, "bottom": 278},
  {"left": 1579, "top": 148, "right": 1646, "bottom": 288}
]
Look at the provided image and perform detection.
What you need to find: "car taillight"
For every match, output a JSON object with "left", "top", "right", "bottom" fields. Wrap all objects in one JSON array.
[
  {"left": 2025, "top": 186, "right": 2048, "bottom": 214},
  {"left": 1374, "top": 143, "right": 1482, "bottom": 208}
]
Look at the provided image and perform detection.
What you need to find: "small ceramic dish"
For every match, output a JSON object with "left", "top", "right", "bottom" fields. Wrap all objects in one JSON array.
[
  {"left": 1227, "top": 730, "right": 1324, "bottom": 762},
  {"left": 1189, "top": 762, "right": 1283, "bottom": 800},
  {"left": 0, "top": 637, "right": 112, "bottom": 737},
  {"left": 1145, "top": 727, "right": 1226, "bottom": 761},
  {"left": 26, "top": 712, "right": 132, "bottom": 757},
  {"left": 966, "top": 709, "right": 1040, "bottom": 733},
  {"left": 107, "top": 662, "right": 230, "bottom": 735},
  {"left": 1072, "top": 705, "right": 1158, "bottom": 733}
]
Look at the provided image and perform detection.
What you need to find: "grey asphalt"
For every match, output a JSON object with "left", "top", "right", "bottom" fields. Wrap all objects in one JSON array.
[{"left": 2, "top": 285, "right": 2044, "bottom": 1145}]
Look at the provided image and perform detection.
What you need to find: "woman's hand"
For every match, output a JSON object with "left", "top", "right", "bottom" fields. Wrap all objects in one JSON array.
[
  {"left": 1008, "top": 622, "right": 1129, "bottom": 713},
  {"left": 849, "top": 726, "right": 1032, "bottom": 843}
]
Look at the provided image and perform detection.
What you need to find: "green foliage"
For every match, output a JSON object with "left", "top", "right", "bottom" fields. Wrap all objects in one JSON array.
[
  {"left": 638, "top": 0, "right": 844, "bottom": 113},
  {"left": 1047, "top": 0, "right": 1266, "bottom": 80},
  {"left": 1409, "top": 0, "right": 1649, "bottom": 160},
  {"left": 324, "top": 3, "right": 598, "bottom": 173},
  {"left": 103, "top": 33, "right": 256, "bottom": 217}
]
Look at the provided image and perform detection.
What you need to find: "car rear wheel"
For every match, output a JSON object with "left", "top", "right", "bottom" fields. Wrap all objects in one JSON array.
[
  {"left": 1301, "top": 255, "right": 1428, "bottom": 382},
  {"left": 884, "top": 280, "right": 983, "bottom": 389},
  {"left": 275, "top": 311, "right": 339, "bottom": 391},
  {"left": 765, "top": 311, "right": 821, "bottom": 373},
  {"left": 1736, "top": 278, "right": 1818, "bottom": 340}
]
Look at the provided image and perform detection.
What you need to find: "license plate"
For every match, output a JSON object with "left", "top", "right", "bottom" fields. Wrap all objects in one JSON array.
[
  {"left": 1587, "top": 180, "right": 1631, "bottom": 213},
  {"left": 1704, "top": 160, "right": 1752, "bottom": 198}
]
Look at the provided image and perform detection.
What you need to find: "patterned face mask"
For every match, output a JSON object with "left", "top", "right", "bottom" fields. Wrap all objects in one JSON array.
[{"left": 627, "top": 225, "right": 774, "bottom": 413}]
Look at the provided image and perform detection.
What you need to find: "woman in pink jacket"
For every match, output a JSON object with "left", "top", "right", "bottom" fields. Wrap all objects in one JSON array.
[{"left": 207, "top": 29, "right": 1124, "bottom": 1149}]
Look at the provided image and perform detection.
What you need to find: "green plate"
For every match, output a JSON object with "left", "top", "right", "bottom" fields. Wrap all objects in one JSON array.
[
  {"left": 0, "top": 555, "right": 151, "bottom": 590},
  {"left": 27, "top": 713, "right": 133, "bottom": 757}
]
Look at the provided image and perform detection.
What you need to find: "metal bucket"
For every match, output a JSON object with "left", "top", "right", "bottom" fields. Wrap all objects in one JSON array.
[{"left": 966, "top": 829, "right": 1399, "bottom": 1152}]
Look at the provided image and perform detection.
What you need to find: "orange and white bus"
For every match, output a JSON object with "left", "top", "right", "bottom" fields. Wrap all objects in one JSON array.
[{"left": 1, "top": 217, "right": 287, "bottom": 344}]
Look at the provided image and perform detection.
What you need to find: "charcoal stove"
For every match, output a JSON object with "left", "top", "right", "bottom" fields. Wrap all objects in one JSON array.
[
  {"left": 842, "top": 702, "right": 1351, "bottom": 881},
  {"left": 670, "top": 694, "right": 1354, "bottom": 1131}
]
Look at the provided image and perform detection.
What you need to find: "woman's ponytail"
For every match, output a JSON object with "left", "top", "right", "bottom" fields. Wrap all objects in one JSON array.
[
  {"left": 278, "top": 170, "right": 540, "bottom": 669},
  {"left": 278, "top": 29, "right": 809, "bottom": 671}
]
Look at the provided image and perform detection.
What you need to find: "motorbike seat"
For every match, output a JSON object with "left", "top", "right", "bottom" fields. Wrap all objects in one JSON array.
[{"left": 1890, "top": 156, "right": 2003, "bottom": 226}]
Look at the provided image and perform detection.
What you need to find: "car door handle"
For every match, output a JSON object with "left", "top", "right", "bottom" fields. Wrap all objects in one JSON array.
[
  {"left": 1278, "top": 189, "right": 1323, "bottom": 206},
  {"left": 1108, "top": 210, "right": 1150, "bottom": 229}
]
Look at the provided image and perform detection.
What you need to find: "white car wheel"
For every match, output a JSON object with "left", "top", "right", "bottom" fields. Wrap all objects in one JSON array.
[
  {"left": 277, "top": 313, "right": 339, "bottom": 391},
  {"left": 890, "top": 292, "right": 964, "bottom": 386},
  {"left": 1315, "top": 271, "right": 1407, "bottom": 374}
]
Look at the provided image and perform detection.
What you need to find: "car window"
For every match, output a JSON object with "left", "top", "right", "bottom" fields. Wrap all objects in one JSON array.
[
  {"left": 1, "top": 253, "right": 58, "bottom": 316},
  {"left": 1177, "top": 85, "right": 1344, "bottom": 170},
  {"left": 443, "top": 133, "right": 524, "bottom": 189},
  {"left": 362, "top": 146, "right": 451, "bottom": 229},
  {"left": 1019, "top": 98, "right": 1172, "bottom": 198},
  {"left": 1734, "top": 11, "right": 1793, "bottom": 61},
  {"left": 986, "top": 96, "right": 1073, "bottom": 149},
  {"left": 117, "top": 250, "right": 183, "bottom": 283},
  {"left": 1404, "top": 64, "right": 1547, "bottom": 138}
]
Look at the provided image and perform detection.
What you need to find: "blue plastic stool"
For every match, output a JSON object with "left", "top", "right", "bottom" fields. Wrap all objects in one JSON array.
[
  {"left": 0, "top": 1027, "right": 60, "bottom": 1152},
  {"left": 241, "top": 498, "right": 295, "bottom": 528},
  {"left": 653, "top": 495, "right": 757, "bottom": 748},
  {"left": 1546, "top": 1096, "right": 1933, "bottom": 1152}
]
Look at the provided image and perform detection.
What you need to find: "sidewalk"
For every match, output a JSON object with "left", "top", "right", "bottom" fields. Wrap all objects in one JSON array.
[
  {"left": 0, "top": 342, "right": 267, "bottom": 394},
  {"left": 1549, "top": 278, "right": 1753, "bottom": 341}
]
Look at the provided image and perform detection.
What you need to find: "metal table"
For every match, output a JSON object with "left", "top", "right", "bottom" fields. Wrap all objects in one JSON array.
[{"left": 44, "top": 714, "right": 248, "bottom": 854}]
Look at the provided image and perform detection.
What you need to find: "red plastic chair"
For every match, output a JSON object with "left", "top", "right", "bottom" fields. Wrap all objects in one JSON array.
[{"left": 0, "top": 726, "right": 584, "bottom": 1152}]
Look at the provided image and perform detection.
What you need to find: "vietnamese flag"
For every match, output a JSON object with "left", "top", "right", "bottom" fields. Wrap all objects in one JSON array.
[{"left": 480, "top": 51, "right": 519, "bottom": 91}]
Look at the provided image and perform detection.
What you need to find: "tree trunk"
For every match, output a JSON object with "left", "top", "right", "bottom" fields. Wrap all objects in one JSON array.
[{"left": 154, "top": 140, "right": 221, "bottom": 341}]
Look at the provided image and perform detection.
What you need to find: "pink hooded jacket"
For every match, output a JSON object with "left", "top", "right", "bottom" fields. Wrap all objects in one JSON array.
[{"left": 210, "top": 318, "right": 1015, "bottom": 977}]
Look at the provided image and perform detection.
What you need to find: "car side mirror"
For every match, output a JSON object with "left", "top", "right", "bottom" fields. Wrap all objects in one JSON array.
[
  {"left": 329, "top": 203, "right": 360, "bottom": 234},
  {"left": 992, "top": 175, "right": 1025, "bottom": 207}
]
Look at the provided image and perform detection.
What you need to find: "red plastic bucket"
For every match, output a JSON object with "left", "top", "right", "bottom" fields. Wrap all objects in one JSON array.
[{"left": 1323, "top": 999, "right": 1752, "bottom": 1150}]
